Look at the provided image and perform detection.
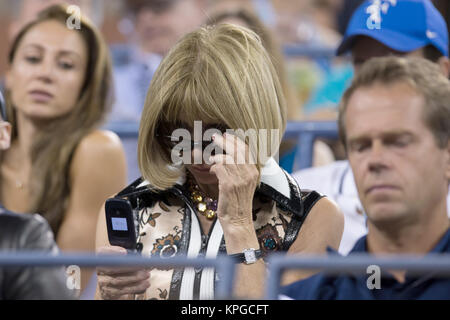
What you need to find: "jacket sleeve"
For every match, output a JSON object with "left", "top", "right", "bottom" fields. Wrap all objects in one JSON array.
[{"left": 2, "top": 214, "right": 75, "bottom": 300}]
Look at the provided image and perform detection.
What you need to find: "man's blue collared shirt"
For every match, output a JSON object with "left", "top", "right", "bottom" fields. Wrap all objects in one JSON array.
[{"left": 281, "top": 228, "right": 450, "bottom": 299}]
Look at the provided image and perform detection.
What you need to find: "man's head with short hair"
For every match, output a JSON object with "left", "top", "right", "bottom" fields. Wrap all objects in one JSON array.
[
  {"left": 340, "top": 56, "right": 450, "bottom": 234},
  {"left": 337, "top": 0, "right": 450, "bottom": 76},
  {"left": 339, "top": 57, "right": 450, "bottom": 150}
]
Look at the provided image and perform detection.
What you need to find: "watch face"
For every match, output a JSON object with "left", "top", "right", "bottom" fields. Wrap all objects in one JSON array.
[{"left": 244, "top": 249, "right": 257, "bottom": 264}]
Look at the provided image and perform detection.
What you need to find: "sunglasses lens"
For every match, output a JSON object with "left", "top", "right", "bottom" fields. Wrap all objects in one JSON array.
[{"left": 158, "top": 124, "right": 229, "bottom": 155}]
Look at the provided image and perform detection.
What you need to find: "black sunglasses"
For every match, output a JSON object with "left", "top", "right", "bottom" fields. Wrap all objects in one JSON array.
[
  {"left": 157, "top": 135, "right": 212, "bottom": 151},
  {"left": 156, "top": 125, "right": 228, "bottom": 153}
]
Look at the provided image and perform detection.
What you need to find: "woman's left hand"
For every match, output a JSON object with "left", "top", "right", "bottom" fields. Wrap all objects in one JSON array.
[{"left": 209, "top": 132, "right": 259, "bottom": 228}]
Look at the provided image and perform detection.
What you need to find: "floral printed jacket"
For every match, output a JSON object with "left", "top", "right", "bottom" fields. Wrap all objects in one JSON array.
[{"left": 112, "top": 158, "right": 323, "bottom": 300}]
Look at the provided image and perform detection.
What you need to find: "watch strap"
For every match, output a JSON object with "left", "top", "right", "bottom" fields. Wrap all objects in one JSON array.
[{"left": 228, "top": 248, "right": 263, "bottom": 264}]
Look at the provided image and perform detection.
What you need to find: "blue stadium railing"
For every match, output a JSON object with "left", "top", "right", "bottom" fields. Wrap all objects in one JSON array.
[
  {"left": 284, "top": 121, "right": 338, "bottom": 171},
  {"left": 1, "top": 252, "right": 450, "bottom": 300},
  {"left": 265, "top": 253, "right": 450, "bottom": 299},
  {"left": 0, "top": 253, "right": 236, "bottom": 300},
  {"left": 105, "top": 121, "right": 139, "bottom": 138}
]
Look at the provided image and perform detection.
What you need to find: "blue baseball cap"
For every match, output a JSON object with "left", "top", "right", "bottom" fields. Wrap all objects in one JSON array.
[{"left": 337, "top": 0, "right": 449, "bottom": 57}]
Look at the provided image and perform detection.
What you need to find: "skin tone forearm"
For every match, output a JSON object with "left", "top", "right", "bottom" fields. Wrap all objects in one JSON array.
[
  {"left": 222, "top": 224, "right": 266, "bottom": 299},
  {"left": 60, "top": 131, "right": 127, "bottom": 295},
  {"left": 209, "top": 133, "right": 265, "bottom": 299}
]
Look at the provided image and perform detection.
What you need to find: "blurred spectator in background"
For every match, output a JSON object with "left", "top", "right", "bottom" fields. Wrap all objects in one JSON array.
[
  {"left": 207, "top": 0, "right": 255, "bottom": 15},
  {"left": 109, "top": 0, "right": 207, "bottom": 123},
  {"left": 108, "top": 0, "right": 207, "bottom": 183},
  {"left": 336, "top": 0, "right": 366, "bottom": 36},
  {"left": 205, "top": 7, "right": 301, "bottom": 121},
  {"left": 419, "top": 0, "right": 450, "bottom": 63},
  {"left": 337, "top": 0, "right": 449, "bottom": 75},
  {"left": 253, "top": 0, "right": 351, "bottom": 173},
  {"left": 0, "top": 5, "right": 127, "bottom": 294},
  {"left": 293, "top": 0, "right": 450, "bottom": 255},
  {"left": 270, "top": 0, "right": 353, "bottom": 121},
  {"left": 0, "top": 0, "right": 102, "bottom": 92},
  {"left": 272, "top": 0, "right": 342, "bottom": 47}
]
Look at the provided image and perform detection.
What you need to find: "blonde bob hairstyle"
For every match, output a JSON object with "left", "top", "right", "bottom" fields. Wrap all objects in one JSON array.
[{"left": 138, "top": 24, "right": 287, "bottom": 190}]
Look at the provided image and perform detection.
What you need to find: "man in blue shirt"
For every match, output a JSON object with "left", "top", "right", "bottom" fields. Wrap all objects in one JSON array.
[
  {"left": 293, "top": 0, "right": 450, "bottom": 255},
  {"left": 282, "top": 56, "right": 450, "bottom": 299},
  {"left": 109, "top": 0, "right": 207, "bottom": 123},
  {"left": 107, "top": 0, "right": 207, "bottom": 183}
]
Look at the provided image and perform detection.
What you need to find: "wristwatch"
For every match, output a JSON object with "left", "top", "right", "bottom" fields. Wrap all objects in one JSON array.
[{"left": 229, "top": 248, "right": 263, "bottom": 265}]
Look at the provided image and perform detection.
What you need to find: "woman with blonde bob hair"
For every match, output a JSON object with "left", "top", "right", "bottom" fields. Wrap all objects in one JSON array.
[
  {"left": 1, "top": 4, "right": 127, "bottom": 294},
  {"left": 96, "top": 24, "right": 343, "bottom": 300}
]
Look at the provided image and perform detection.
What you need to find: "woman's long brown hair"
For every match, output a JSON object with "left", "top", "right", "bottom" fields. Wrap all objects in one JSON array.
[{"left": 4, "top": 4, "right": 113, "bottom": 235}]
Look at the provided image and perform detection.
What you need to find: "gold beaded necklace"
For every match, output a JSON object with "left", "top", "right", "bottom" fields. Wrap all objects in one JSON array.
[{"left": 187, "top": 178, "right": 218, "bottom": 220}]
